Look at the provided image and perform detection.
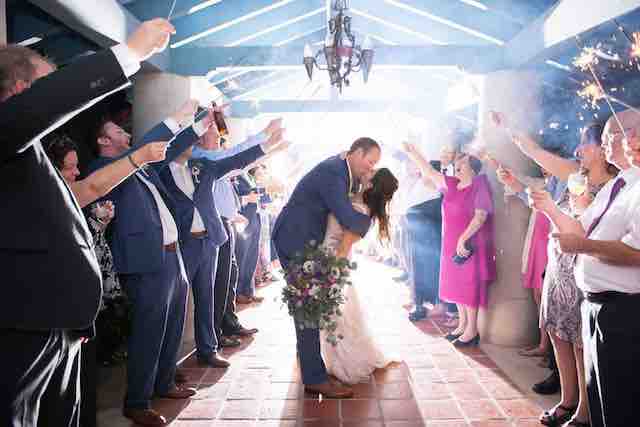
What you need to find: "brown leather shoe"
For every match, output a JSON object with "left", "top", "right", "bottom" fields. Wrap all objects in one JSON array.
[
  {"left": 157, "top": 385, "right": 197, "bottom": 399},
  {"left": 236, "top": 294, "right": 253, "bottom": 304},
  {"left": 232, "top": 327, "right": 258, "bottom": 336},
  {"left": 197, "top": 353, "right": 231, "bottom": 368},
  {"left": 219, "top": 336, "right": 242, "bottom": 348},
  {"left": 174, "top": 368, "right": 188, "bottom": 384},
  {"left": 304, "top": 381, "right": 354, "bottom": 399},
  {"left": 122, "top": 408, "right": 167, "bottom": 426}
]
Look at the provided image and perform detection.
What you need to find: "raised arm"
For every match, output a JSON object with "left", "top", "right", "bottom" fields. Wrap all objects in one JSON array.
[
  {"left": 490, "top": 111, "right": 579, "bottom": 181},
  {"left": 0, "top": 19, "right": 175, "bottom": 163},
  {"left": 71, "top": 141, "right": 168, "bottom": 207},
  {"left": 402, "top": 142, "right": 446, "bottom": 189}
]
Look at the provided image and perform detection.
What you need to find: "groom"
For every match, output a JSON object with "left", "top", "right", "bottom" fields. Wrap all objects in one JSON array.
[{"left": 272, "top": 137, "right": 381, "bottom": 397}]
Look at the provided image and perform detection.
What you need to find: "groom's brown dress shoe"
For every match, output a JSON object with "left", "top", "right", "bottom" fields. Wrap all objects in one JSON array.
[
  {"left": 304, "top": 381, "right": 354, "bottom": 399},
  {"left": 122, "top": 408, "right": 167, "bottom": 426}
]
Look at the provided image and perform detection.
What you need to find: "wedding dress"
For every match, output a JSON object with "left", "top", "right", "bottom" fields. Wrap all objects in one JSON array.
[{"left": 320, "top": 199, "right": 398, "bottom": 384}]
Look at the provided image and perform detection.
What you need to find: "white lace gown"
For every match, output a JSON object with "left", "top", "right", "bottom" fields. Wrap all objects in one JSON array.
[{"left": 320, "top": 201, "right": 398, "bottom": 384}]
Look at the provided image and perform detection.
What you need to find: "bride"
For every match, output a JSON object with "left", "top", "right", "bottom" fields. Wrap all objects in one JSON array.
[{"left": 320, "top": 167, "right": 401, "bottom": 384}]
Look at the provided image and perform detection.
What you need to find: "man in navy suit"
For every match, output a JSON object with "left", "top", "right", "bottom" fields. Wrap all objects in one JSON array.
[
  {"left": 0, "top": 19, "right": 176, "bottom": 427},
  {"left": 233, "top": 172, "right": 265, "bottom": 303},
  {"left": 88, "top": 101, "right": 215, "bottom": 425},
  {"left": 272, "top": 137, "right": 381, "bottom": 398},
  {"left": 159, "top": 122, "right": 287, "bottom": 367}
]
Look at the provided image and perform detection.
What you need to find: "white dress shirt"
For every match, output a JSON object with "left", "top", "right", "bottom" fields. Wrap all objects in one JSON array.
[
  {"left": 136, "top": 173, "right": 179, "bottom": 245},
  {"left": 169, "top": 161, "right": 206, "bottom": 233},
  {"left": 576, "top": 167, "right": 640, "bottom": 293}
]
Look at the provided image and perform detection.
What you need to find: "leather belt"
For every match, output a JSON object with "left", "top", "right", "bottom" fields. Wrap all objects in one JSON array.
[
  {"left": 585, "top": 291, "right": 639, "bottom": 304},
  {"left": 190, "top": 230, "right": 208, "bottom": 239},
  {"left": 164, "top": 242, "right": 177, "bottom": 252}
]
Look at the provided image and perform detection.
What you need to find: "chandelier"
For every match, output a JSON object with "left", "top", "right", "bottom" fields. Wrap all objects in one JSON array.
[{"left": 303, "top": 0, "right": 374, "bottom": 93}]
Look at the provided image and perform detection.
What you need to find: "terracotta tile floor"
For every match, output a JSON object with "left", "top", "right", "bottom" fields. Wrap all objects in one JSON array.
[{"left": 99, "top": 258, "right": 545, "bottom": 426}]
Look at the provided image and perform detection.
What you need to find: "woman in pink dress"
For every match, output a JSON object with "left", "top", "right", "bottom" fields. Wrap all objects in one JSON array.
[{"left": 404, "top": 141, "right": 496, "bottom": 347}]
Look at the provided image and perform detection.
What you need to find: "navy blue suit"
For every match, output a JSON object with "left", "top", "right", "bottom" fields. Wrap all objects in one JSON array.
[
  {"left": 272, "top": 155, "right": 370, "bottom": 385},
  {"left": 88, "top": 121, "right": 200, "bottom": 410},
  {"left": 158, "top": 146, "right": 265, "bottom": 358},
  {"left": 233, "top": 174, "right": 262, "bottom": 298}
]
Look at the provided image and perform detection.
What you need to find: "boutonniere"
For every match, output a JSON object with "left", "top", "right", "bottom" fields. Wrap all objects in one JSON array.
[{"left": 191, "top": 161, "right": 203, "bottom": 185}]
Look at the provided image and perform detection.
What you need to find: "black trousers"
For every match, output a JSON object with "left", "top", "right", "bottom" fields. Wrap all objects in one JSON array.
[
  {"left": 0, "top": 329, "right": 82, "bottom": 427},
  {"left": 214, "top": 219, "right": 237, "bottom": 339},
  {"left": 79, "top": 340, "right": 96, "bottom": 427},
  {"left": 219, "top": 218, "right": 243, "bottom": 335},
  {"left": 582, "top": 294, "right": 640, "bottom": 427}
]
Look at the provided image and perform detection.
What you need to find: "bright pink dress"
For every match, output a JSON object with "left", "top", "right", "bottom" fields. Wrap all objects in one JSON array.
[
  {"left": 522, "top": 212, "right": 550, "bottom": 289},
  {"left": 439, "top": 175, "right": 496, "bottom": 308}
]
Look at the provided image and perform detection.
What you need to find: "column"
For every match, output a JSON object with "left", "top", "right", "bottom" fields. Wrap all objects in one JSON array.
[
  {"left": 132, "top": 71, "right": 193, "bottom": 359},
  {"left": 477, "top": 70, "right": 543, "bottom": 347}
]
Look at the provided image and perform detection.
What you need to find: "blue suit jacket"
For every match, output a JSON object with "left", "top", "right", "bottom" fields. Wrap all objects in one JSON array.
[
  {"left": 272, "top": 155, "right": 371, "bottom": 264},
  {"left": 158, "top": 145, "right": 265, "bottom": 247},
  {"left": 87, "top": 121, "right": 199, "bottom": 274},
  {"left": 233, "top": 173, "right": 259, "bottom": 223}
]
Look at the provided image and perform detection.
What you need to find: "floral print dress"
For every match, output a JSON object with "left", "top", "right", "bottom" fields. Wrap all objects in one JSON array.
[{"left": 540, "top": 183, "right": 604, "bottom": 344}]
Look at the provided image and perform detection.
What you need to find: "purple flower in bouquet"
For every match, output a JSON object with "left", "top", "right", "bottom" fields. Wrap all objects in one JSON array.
[{"left": 280, "top": 241, "right": 356, "bottom": 345}]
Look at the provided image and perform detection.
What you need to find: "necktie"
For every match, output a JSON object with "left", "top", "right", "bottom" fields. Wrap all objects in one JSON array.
[{"left": 585, "top": 177, "right": 626, "bottom": 237}]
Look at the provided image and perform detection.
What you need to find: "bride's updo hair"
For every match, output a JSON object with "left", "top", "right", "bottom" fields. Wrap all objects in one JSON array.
[{"left": 363, "top": 168, "right": 398, "bottom": 242}]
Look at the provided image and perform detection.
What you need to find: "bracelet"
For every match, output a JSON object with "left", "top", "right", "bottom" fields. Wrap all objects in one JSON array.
[{"left": 127, "top": 154, "right": 142, "bottom": 170}]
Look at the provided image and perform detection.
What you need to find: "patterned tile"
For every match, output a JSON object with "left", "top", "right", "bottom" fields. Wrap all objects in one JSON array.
[{"left": 97, "top": 259, "right": 548, "bottom": 427}]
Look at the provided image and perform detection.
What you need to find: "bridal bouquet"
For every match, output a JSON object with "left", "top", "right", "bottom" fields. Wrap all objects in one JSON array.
[{"left": 281, "top": 241, "right": 357, "bottom": 345}]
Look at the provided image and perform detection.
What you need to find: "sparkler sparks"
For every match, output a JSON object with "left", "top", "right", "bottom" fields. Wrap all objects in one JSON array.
[
  {"left": 573, "top": 47, "right": 598, "bottom": 71},
  {"left": 577, "top": 82, "right": 604, "bottom": 109}
]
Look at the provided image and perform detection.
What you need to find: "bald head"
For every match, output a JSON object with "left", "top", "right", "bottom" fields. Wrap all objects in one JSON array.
[
  {"left": 602, "top": 109, "right": 639, "bottom": 170},
  {"left": 604, "top": 109, "right": 640, "bottom": 135},
  {"left": 609, "top": 109, "right": 640, "bottom": 168}
]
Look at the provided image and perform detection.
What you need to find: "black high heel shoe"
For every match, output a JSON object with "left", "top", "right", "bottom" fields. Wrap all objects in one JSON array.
[
  {"left": 453, "top": 334, "right": 480, "bottom": 347},
  {"left": 539, "top": 405, "right": 575, "bottom": 426},
  {"left": 445, "top": 332, "right": 463, "bottom": 342}
]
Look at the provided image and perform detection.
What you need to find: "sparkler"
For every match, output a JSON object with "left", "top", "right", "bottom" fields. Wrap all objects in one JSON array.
[{"left": 574, "top": 38, "right": 629, "bottom": 140}]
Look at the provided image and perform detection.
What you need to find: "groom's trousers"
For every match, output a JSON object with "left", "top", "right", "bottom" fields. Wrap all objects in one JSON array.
[{"left": 279, "top": 256, "right": 329, "bottom": 385}]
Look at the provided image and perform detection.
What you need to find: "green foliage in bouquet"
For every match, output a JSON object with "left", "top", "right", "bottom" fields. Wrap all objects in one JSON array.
[{"left": 281, "top": 240, "right": 357, "bottom": 346}]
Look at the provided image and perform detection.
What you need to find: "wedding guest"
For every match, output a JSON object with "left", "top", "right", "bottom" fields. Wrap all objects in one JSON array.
[
  {"left": 234, "top": 172, "right": 266, "bottom": 304},
  {"left": 497, "top": 165, "right": 558, "bottom": 358},
  {"left": 160, "top": 120, "right": 286, "bottom": 362},
  {"left": 540, "top": 110, "right": 640, "bottom": 427},
  {"left": 191, "top": 120, "right": 286, "bottom": 343},
  {"left": 88, "top": 101, "right": 216, "bottom": 425},
  {"left": 536, "top": 173, "right": 607, "bottom": 427},
  {"left": 404, "top": 157, "right": 445, "bottom": 322},
  {"left": 404, "top": 137, "right": 496, "bottom": 347},
  {"left": 44, "top": 134, "right": 122, "bottom": 427},
  {"left": 493, "top": 115, "right": 616, "bottom": 426},
  {"left": 0, "top": 19, "right": 175, "bottom": 426},
  {"left": 214, "top": 175, "right": 258, "bottom": 340}
]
